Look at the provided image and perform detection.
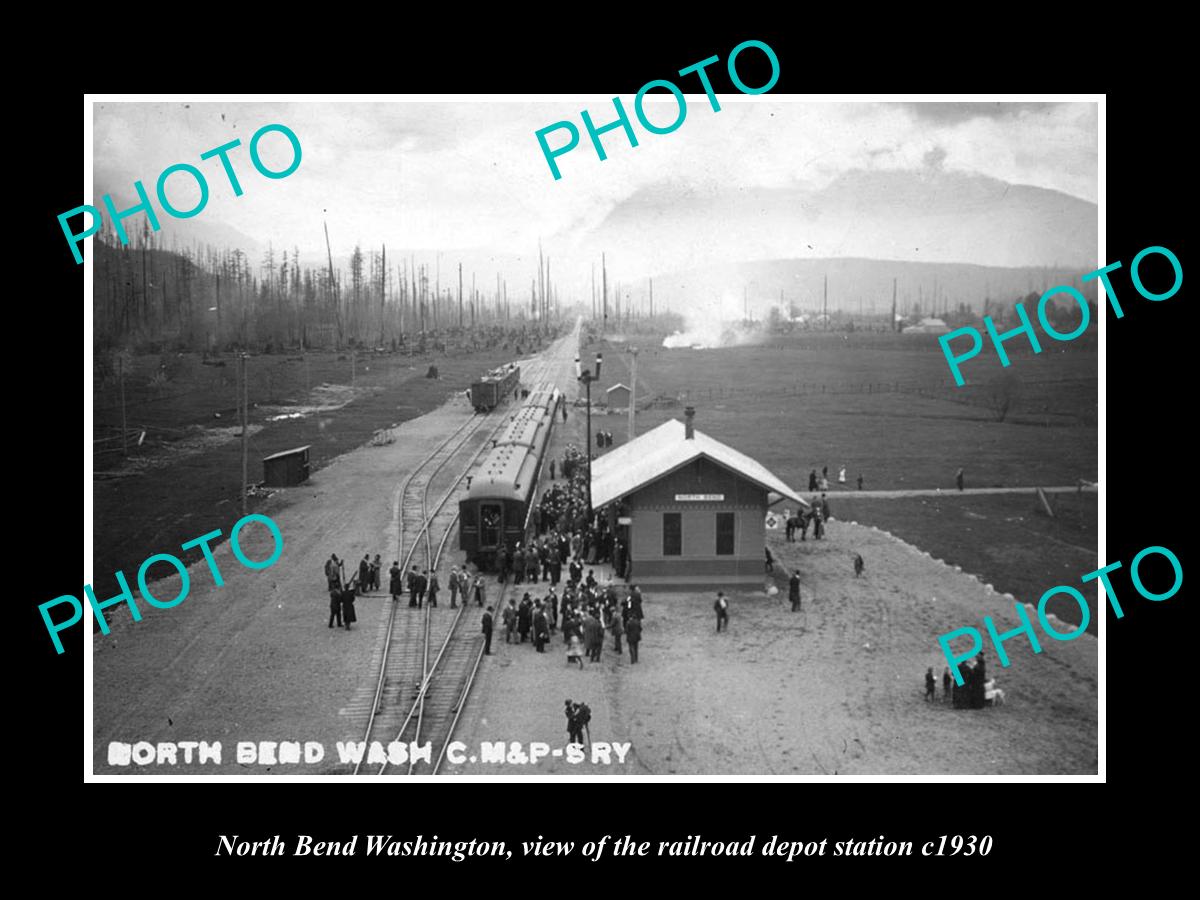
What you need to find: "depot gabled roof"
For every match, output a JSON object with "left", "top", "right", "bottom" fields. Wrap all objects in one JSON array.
[{"left": 590, "top": 419, "right": 807, "bottom": 509}]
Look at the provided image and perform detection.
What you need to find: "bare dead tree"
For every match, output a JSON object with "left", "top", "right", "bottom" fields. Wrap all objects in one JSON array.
[{"left": 986, "top": 370, "right": 1021, "bottom": 422}]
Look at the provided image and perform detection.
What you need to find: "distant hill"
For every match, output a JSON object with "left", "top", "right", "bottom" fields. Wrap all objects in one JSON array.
[{"left": 569, "top": 168, "right": 1097, "bottom": 284}]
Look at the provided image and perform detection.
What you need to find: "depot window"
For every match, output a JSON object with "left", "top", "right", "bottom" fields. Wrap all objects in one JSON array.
[
  {"left": 663, "top": 512, "right": 682, "bottom": 556},
  {"left": 716, "top": 512, "right": 735, "bottom": 555}
]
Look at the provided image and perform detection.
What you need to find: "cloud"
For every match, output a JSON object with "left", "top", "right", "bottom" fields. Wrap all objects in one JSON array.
[
  {"left": 900, "top": 101, "right": 1062, "bottom": 124},
  {"left": 91, "top": 99, "right": 1097, "bottom": 292}
]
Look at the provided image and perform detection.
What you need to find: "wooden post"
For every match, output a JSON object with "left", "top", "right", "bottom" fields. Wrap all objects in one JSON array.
[
  {"left": 601, "top": 252, "right": 607, "bottom": 333},
  {"left": 119, "top": 353, "right": 128, "bottom": 457},
  {"left": 240, "top": 352, "right": 248, "bottom": 517},
  {"left": 823, "top": 274, "right": 828, "bottom": 331},
  {"left": 628, "top": 348, "right": 638, "bottom": 441}
]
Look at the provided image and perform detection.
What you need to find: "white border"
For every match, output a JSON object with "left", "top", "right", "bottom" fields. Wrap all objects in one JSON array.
[{"left": 83, "top": 92, "right": 1105, "bottom": 783}]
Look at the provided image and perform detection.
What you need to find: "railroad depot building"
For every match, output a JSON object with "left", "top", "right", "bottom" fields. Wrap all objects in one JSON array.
[{"left": 590, "top": 408, "right": 806, "bottom": 589}]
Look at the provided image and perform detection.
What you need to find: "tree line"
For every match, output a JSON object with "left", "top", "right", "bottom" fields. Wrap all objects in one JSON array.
[{"left": 93, "top": 224, "right": 557, "bottom": 354}]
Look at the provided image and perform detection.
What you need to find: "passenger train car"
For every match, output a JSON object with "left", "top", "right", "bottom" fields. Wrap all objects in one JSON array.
[
  {"left": 459, "top": 383, "right": 562, "bottom": 569},
  {"left": 469, "top": 364, "right": 521, "bottom": 412}
]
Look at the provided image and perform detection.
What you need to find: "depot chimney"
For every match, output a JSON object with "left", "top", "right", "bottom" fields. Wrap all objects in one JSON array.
[{"left": 684, "top": 406, "right": 695, "bottom": 440}]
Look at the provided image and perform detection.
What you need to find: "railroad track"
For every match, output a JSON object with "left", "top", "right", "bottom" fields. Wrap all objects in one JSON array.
[{"left": 350, "top": 348, "right": 564, "bottom": 775}]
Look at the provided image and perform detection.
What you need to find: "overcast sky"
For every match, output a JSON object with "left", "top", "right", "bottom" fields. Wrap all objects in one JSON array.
[{"left": 93, "top": 99, "right": 1097, "bottom": 291}]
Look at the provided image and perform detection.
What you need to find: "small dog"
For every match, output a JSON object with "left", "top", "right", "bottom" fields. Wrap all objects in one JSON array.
[{"left": 853, "top": 554, "right": 864, "bottom": 577}]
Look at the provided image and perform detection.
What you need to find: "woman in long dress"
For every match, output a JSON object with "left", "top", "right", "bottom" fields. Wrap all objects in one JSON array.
[{"left": 567, "top": 632, "right": 584, "bottom": 669}]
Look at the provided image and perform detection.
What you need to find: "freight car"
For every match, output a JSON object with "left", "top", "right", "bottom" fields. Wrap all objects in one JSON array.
[
  {"left": 469, "top": 364, "right": 521, "bottom": 413},
  {"left": 459, "top": 383, "right": 562, "bottom": 569}
]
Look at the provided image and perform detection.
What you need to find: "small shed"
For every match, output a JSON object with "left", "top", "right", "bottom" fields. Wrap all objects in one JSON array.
[
  {"left": 262, "top": 445, "right": 311, "bottom": 487},
  {"left": 606, "top": 383, "right": 631, "bottom": 409}
]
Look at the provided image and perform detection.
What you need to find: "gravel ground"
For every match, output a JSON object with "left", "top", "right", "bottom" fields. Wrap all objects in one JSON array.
[
  {"left": 91, "top": 338, "right": 572, "bottom": 775},
  {"left": 447, "top": 522, "right": 1097, "bottom": 776}
]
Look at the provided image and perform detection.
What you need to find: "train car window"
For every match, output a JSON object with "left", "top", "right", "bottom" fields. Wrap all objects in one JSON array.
[
  {"left": 663, "top": 512, "right": 682, "bottom": 557},
  {"left": 481, "top": 504, "right": 501, "bottom": 548},
  {"left": 716, "top": 512, "right": 735, "bottom": 556}
]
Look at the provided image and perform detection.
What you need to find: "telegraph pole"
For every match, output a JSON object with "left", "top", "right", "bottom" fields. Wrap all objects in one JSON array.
[
  {"left": 601, "top": 252, "right": 608, "bottom": 333},
  {"left": 628, "top": 347, "right": 638, "bottom": 441},
  {"left": 891, "top": 277, "right": 897, "bottom": 332},
  {"left": 823, "top": 274, "right": 828, "bottom": 331},
  {"left": 240, "top": 351, "right": 248, "bottom": 517}
]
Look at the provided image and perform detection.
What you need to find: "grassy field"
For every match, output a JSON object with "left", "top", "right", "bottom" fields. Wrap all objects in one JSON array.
[
  {"left": 833, "top": 491, "right": 1098, "bottom": 632},
  {"left": 595, "top": 331, "right": 1097, "bottom": 491},
  {"left": 593, "top": 331, "right": 1099, "bottom": 620},
  {"left": 91, "top": 341, "right": 549, "bottom": 599}
]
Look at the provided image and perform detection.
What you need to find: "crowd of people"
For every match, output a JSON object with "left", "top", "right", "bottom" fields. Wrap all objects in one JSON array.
[
  {"left": 497, "top": 568, "right": 646, "bottom": 668},
  {"left": 528, "top": 443, "right": 629, "bottom": 576},
  {"left": 926, "top": 654, "right": 1002, "bottom": 709},
  {"left": 318, "top": 439, "right": 646, "bottom": 667}
]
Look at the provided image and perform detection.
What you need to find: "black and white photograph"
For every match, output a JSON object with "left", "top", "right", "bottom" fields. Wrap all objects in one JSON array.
[{"left": 83, "top": 95, "right": 1101, "bottom": 778}]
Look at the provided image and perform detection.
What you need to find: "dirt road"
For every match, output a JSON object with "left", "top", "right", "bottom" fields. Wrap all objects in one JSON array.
[
  {"left": 91, "top": 327, "right": 580, "bottom": 775},
  {"left": 446, "top": 513, "right": 1097, "bottom": 775}
]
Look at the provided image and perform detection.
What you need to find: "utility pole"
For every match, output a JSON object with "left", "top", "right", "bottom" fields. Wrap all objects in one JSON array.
[
  {"left": 240, "top": 352, "right": 248, "bottom": 517},
  {"left": 823, "top": 274, "right": 828, "bottom": 331},
  {"left": 118, "top": 352, "right": 128, "bottom": 457},
  {"left": 323, "top": 221, "right": 338, "bottom": 347},
  {"left": 380, "top": 243, "right": 387, "bottom": 347},
  {"left": 458, "top": 263, "right": 463, "bottom": 328},
  {"left": 576, "top": 352, "right": 603, "bottom": 513},
  {"left": 601, "top": 252, "right": 608, "bottom": 333},
  {"left": 892, "top": 277, "right": 897, "bottom": 332},
  {"left": 628, "top": 347, "right": 638, "bottom": 441}
]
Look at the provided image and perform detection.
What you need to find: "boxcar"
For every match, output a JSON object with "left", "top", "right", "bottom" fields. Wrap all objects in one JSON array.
[
  {"left": 469, "top": 364, "right": 521, "bottom": 412},
  {"left": 459, "top": 384, "right": 561, "bottom": 568}
]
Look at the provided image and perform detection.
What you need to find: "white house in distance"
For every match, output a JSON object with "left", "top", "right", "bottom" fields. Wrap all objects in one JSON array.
[
  {"left": 590, "top": 407, "right": 807, "bottom": 590},
  {"left": 902, "top": 317, "right": 950, "bottom": 335},
  {"left": 605, "top": 383, "right": 631, "bottom": 410}
]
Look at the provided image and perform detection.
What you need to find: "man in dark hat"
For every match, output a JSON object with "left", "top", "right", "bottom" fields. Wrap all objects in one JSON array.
[
  {"left": 565, "top": 700, "right": 583, "bottom": 745},
  {"left": 414, "top": 569, "right": 428, "bottom": 608},
  {"left": 328, "top": 585, "right": 342, "bottom": 628},
  {"left": 407, "top": 566, "right": 419, "bottom": 608},
  {"left": 325, "top": 554, "right": 343, "bottom": 593},
  {"left": 714, "top": 591, "right": 729, "bottom": 632},
  {"left": 533, "top": 604, "right": 549, "bottom": 653},
  {"left": 481, "top": 606, "right": 494, "bottom": 655},
  {"left": 626, "top": 615, "right": 641, "bottom": 663},
  {"left": 340, "top": 579, "right": 358, "bottom": 631},
  {"left": 358, "top": 555, "right": 371, "bottom": 595}
]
